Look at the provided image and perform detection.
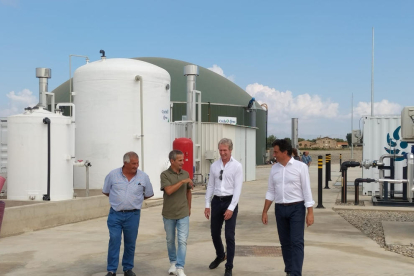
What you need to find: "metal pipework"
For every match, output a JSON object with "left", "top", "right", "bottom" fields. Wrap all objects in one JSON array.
[
  {"left": 184, "top": 65, "right": 199, "bottom": 123},
  {"left": 36, "top": 68, "right": 51, "bottom": 109},
  {"left": 341, "top": 161, "right": 361, "bottom": 203},
  {"left": 377, "top": 154, "right": 402, "bottom": 199},
  {"left": 408, "top": 153, "right": 414, "bottom": 202},
  {"left": 354, "top": 178, "right": 375, "bottom": 205},
  {"left": 134, "top": 75, "right": 145, "bottom": 172},
  {"left": 291, "top": 118, "right": 298, "bottom": 150},
  {"left": 69, "top": 54, "right": 89, "bottom": 116},
  {"left": 74, "top": 160, "right": 92, "bottom": 197}
]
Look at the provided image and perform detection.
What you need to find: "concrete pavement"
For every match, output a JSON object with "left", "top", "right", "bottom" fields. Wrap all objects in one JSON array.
[{"left": 1, "top": 164, "right": 414, "bottom": 276}]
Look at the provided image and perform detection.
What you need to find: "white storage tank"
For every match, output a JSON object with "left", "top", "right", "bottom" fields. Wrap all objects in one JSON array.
[
  {"left": 7, "top": 108, "right": 74, "bottom": 201},
  {"left": 362, "top": 115, "right": 414, "bottom": 196},
  {"left": 73, "top": 58, "right": 171, "bottom": 197}
]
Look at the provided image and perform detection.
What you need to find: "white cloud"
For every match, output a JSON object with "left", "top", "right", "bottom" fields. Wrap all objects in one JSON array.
[
  {"left": 353, "top": 100, "right": 402, "bottom": 117},
  {"left": 0, "top": 89, "right": 38, "bottom": 117},
  {"left": 207, "top": 64, "right": 235, "bottom": 82},
  {"left": 246, "top": 83, "right": 339, "bottom": 121},
  {"left": 245, "top": 83, "right": 341, "bottom": 139}
]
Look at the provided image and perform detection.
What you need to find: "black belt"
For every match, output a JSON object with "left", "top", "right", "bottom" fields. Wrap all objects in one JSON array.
[
  {"left": 214, "top": 195, "right": 233, "bottom": 201},
  {"left": 276, "top": 201, "right": 304, "bottom": 206},
  {"left": 114, "top": 208, "right": 138, "bottom": 213}
]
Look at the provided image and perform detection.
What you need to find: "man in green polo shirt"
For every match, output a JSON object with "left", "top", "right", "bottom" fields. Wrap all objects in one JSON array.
[{"left": 161, "top": 150, "right": 194, "bottom": 276}]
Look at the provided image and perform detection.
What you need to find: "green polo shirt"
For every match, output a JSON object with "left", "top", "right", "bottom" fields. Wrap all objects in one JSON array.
[{"left": 160, "top": 167, "right": 192, "bottom": 219}]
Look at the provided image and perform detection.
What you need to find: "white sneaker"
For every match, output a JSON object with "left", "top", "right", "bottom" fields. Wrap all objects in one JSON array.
[
  {"left": 176, "top": 268, "right": 186, "bottom": 276},
  {"left": 168, "top": 262, "right": 177, "bottom": 275}
]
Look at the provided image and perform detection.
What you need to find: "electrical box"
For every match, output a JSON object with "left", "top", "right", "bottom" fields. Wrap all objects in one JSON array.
[
  {"left": 352, "top": 130, "right": 362, "bottom": 144},
  {"left": 401, "top": 107, "right": 414, "bottom": 142},
  {"left": 205, "top": 150, "right": 215, "bottom": 160}
]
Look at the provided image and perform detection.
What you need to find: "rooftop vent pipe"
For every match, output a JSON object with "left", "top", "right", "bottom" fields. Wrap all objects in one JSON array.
[
  {"left": 100, "top": 49, "right": 106, "bottom": 60},
  {"left": 35, "top": 68, "right": 51, "bottom": 109},
  {"left": 184, "top": 65, "right": 199, "bottom": 122}
]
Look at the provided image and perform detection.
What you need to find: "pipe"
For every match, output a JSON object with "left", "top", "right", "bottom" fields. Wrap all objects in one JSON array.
[
  {"left": 43, "top": 117, "right": 51, "bottom": 201},
  {"left": 36, "top": 68, "right": 51, "bottom": 109},
  {"left": 341, "top": 161, "right": 361, "bottom": 203},
  {"left": 73, "top": 160, "right": 92, "bottom": 197},
  {"left": 135, "top": 75, "right": 145, "bottom": 172},
  {"left": 291, "top": 118, "right": 298, "bottom": 149},
  {"left": 44, "top": 92, "right": 55, "bottom": 112},
  {"left": 377, "top": 154, "right": 402, "bottom": 199},
  {"left": 208, "top": 102, "right": 211, "bottom": 122},
  {"left": 261, "top": 103, "right": 268, "bottom": 151},
  {"left": 408, "top": 153, "right": 414, "bottom": 202},
  {"left": 69, "top": 54, "right": 89, "bottom": 116},
  {"left": 56, "top": 103, "right": 76, "bottom": 158},
  {"left": 184, "top": 65, "right": 199, "bottom": 123},
  {"left": 376, "top": 179, "right": 408, "bottom": 184},
  {"left": 354, "top": 178, "right": 375, "bottom": 205}
]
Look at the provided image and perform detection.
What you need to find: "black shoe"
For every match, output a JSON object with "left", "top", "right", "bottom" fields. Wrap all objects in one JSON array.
[
  {"left": 124, "top": 270, "right": 136, "bottom": 276},
  {"left": 224, "top": 268, "right": 232, "bottom": 276},
  {"left": 105, "top": 272, "right": 116, "bottom": 276},
  {"left": 286, "top": 273, "right": 291, "bottom": 276},
  {"left": 209, "top": 255, "right": 226, "bottom": 269}
]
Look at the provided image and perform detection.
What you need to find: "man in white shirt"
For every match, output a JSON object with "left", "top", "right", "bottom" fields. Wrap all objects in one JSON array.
[
  {"left": 262, "top": 139, "right": 315, "bottom": 276},
  {"left": 205, "top": 138, "right": 243, "bottom": 276}
]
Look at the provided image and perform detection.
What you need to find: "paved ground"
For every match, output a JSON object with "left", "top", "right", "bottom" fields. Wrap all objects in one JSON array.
[{"left": 1, "top": 164, "right": 414, "bottom": 276}]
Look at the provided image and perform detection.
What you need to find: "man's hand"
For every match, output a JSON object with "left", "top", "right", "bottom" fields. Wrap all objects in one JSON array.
[
  {"left": 185, "top": 178, "right": 194, "bottom": 189},
  {"left": 189, "top": 208, "right": 191, "bottom": 217},
  {"left": 262, "top": 212, "right": 268, "bottom": 225},
  {"left": 306, "top": 209, "right": 314, "bottom": 227},
  {"left": 224, "top": 209, "right": 233, "bottom": 220},
  {"left": 204, "top": 208, "right": 210, "bottom": 219}
]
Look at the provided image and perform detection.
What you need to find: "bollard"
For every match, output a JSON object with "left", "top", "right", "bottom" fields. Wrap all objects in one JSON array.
[
  {"left": 339, "top": 154, "right": 342, "bottom": 171},
  {"left": 316, "top": 155, "right": 325, "bottom": 208},
  {"left": 328, "top": 153, "right": 332, "bottom": 181},
  {"left": 341, "top": 166, "right": 347, "bottom": 203},
  {"left": 324, "top": 154, "right": 330, "bottom": 189}
]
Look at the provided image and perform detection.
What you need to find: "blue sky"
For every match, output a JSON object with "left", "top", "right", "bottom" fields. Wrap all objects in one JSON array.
[{"left": 1, "top": 0, "right": 413, "bottom": 139}]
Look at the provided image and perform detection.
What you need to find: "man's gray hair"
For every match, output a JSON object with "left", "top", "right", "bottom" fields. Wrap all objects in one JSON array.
[
  {"left": 218, "top": 138, "right": 233, "bottom": 151},
  {"left": 123, "top": 151, "right": 139, "bottom": 163},
  {"left": 169, "top": 150, "right": 184, "bottom": 161}
]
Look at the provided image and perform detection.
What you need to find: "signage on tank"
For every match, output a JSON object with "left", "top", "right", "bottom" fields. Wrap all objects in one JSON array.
[{"left": 218, "top": 116, "right": 237, "bottom": 125}]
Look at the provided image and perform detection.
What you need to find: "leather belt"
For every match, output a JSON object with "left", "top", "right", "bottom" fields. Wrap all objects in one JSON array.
[
  {"left": 213, "top": 195, "right": 233, "bottom": 201},
  {"left": 116, "top": 209, "right": 138, "bottom": 213},
  {"left": 276, "top": 201, "right": 304, "bottom": 206}
]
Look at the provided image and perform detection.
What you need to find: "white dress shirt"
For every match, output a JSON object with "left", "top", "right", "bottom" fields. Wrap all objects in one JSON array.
[
  {"left": 205, "top": 156, "right": 243, "bottom": 211},
  {"left": 266, "top": 157, "right": 315, "bottom": 208}
]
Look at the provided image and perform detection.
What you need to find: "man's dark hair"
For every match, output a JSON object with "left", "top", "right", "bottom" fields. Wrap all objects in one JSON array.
[
  {"left": 169, "top": 150, "right": 184, "bottom": 161},
  {"left": 271, "top": 139, "right": 292, "bottom": 156}
]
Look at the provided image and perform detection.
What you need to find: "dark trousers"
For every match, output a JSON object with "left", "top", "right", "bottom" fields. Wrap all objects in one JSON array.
[
  {"left": 275, "top": 203, "right": 306, "bottom": 276},
  {"left": 210, "top": 196, "right": 239, "bottom": 270}
]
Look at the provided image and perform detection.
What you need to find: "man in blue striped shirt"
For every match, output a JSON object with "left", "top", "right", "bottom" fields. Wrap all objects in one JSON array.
[{"left": 102, "top": 152, "right": 154, "bottom": 276}]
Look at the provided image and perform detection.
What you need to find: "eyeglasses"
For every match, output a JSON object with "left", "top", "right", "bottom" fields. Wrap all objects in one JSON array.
[{"left": 219, "top": 170, "right": 224, "bottom": 180}]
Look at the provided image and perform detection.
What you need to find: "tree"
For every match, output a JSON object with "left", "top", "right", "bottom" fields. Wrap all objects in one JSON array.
[
  {"left": 298, "top": 138, "right": 305, "bottom": 142},
  {"left": 346, "top": 133, "right": 352, "bottom": 146},
  {"left": 267, "top": 135, "right": 276, "bottom": 148},
  {"left": 283, "top": 137, "right": 292, "bottom": 145}
]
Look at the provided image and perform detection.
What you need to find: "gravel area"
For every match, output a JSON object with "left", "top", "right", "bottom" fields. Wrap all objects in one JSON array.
[{"left": 336, "top": 210, "right": 414, "bottom": 258}]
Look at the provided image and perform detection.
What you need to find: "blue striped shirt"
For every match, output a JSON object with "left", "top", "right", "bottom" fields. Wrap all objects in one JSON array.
[{"left": 103, "top": 167, "right": 154, "bottom": 211}]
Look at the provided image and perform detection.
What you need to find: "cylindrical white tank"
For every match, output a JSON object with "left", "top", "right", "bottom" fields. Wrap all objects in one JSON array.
[
  {"left": 73, "top": 58, "right": 171, "bottom": 197},
  {"left": 7, "top": 108, "right": 73, "bottom": 201}
]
